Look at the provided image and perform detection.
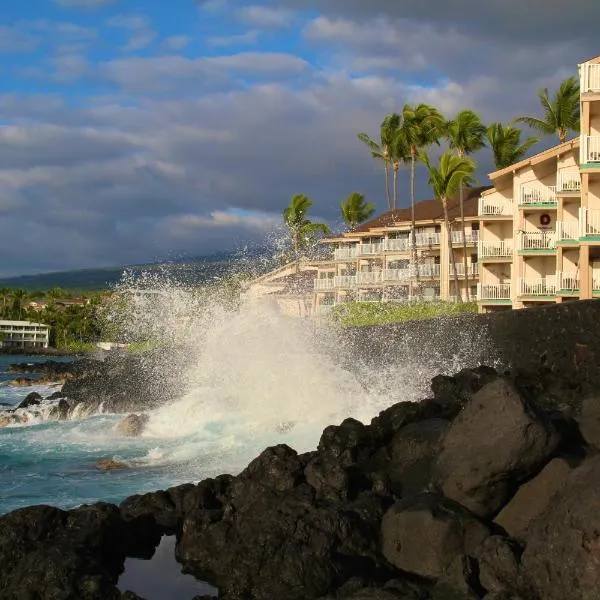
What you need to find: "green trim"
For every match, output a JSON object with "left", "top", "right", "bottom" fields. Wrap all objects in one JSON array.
[
  {"left": 580, "top": 163, "right": 600, "bottom": 169},
  {"left": 556, "top": 240, "right": 578, "bottom": 245},
  {"left": 477, "top": 299, "right": 512, "bottom": 304},
  {"left": 518, "top": 294, "right": 556, "bottom": 300},
  {"left": 580, "top": 236, "right": 600, "bottom": 241},
  {"left": 518, "top": 203, "right": 558, "bottom": 208},
  {"left": 518, "top": 249, "right": 556, "bottom": 255},
  {"left": 557, "top": 289, "right": 580, "bottom": 295}
]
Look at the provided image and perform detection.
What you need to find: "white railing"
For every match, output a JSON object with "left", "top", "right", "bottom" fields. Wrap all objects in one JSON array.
[
  {"left": 383, "top": 238, "right": 410, "bottom": 252},
  {"left": 358, "top": 242, "right": 384, "bottom": 256},
  {"left": 333, "top": 275, "right": 357, "bottom": 288},
  {"left": 334, "top": 246, "right": 359, "bottom": 260},
  {"left": 314, "top": 278, "right": 335, "bottom": 290},
  {"left": 580, "top": 135, "right": 600, "bottom": 163},
  {"left": 451, "top": 230, "right": 479, "bottom": 244},
  {"left": 518, "top": 231, "right": 557, "bottom": 251},
  {"left": 556, "top": 169, "right": 581, "bottom": 193},
  {"left": 580, "top": 63, "right": 600, "bottom": 93},
  {"left": 555, "top": 221, "right": 580, "bottom": 241},
  {"left": 356, "top": 271, "right": 383, "bottom": 284},
  {"left": 449, "top": 263, "right": 480, "bottom": 276},
  {"left": 580, "top": 208, "right": 600, "bottom": 236},
  {"left": 519, "top": 185, "right": 557, "bottom": 206},
  {"left": 420, "top": 264, "right": 441, "bottom": 278},
  {"left": 557, "top": 271, "right": 580, "bottom": 291},
  {"left": 477, "top": 283, "right": 511, "bottom": 301},
  {"left": 478, "top": 240, "right": 513, "bottom": 259},
  {"left": 478, "top": 196, "right": 513, "bottom": 217},
  {"left": 415, "top": 232, "right": 441, "bottom": 247},
  {"left": 519, "top": 277, "right": 557, "bottom": 296},
  {"left": 315, "top": 304, "right": 335, "bottom": 315},
  {"left": 383, "top": 268, "right": 411, "bottom": 281}
]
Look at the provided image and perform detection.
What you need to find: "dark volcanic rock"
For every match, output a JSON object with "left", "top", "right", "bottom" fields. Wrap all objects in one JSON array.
[
  {"left": 17, "top": 391, "right": 43, "bottom": 409},
  {"left": 117, "top": 414, "right": 150, "bottom": 437},
  {"left": 434, "top": 377, "right": 560, "bottom": 518}
]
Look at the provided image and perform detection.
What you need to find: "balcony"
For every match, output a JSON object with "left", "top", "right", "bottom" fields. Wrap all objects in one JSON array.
[
  {"left": 518, "top": 231, "right": 556, "bottom": 252},
  {"left": 478, "top": 196, "right": 513, "bottom": 217},
  {"left": 555, "top": 221, "right": 580, "bottom": 242},
  {"left": 415, "top": 232, "right": 441, "bottom": 247},
  {"left": 519, "top": 184, "right": 557, "bottom": 207},
  {"left": 519, "top": 277, "right": 557, "bottom": 297},
  {"left": 448, "top": 263, "right": 479, "bottom": 277},
  {"left": 314, "top": 278, "right": 335, "bottom": 291},
  {"left": 580, "top": 208, "right": 600, "bottom": 238},
  {"left": 333, "top": 275, "right": 357, "bottom": 288},
  {"left": 383, "top": 268, "right": 411, "bottom": 281},
  {"left": 451, "top": 230, "right": 479, "bottom": 244},
  {"left": 383, "top": 238, "right": 410, "bottom": 252},
  {"left": 556, "top": 169, "right": 581, "bottom": 193},
  {"left": 420, "top": 264, "right": 441, "bottom": 278},
  {"left": 356, "top": 271, "right": 383, "bottom": 284},
  {"left": 477, "top": 283, "right": 511, "bottom": 302},
  {"left": 478, "top": 240, "right": 513, "bottom": 260},
  {"left": 334, "top": 246, "right": 359, "bottom": 260},
  {"left": 315, "top": 304, "right": 335, "bottom": 316},
  {"left": 358, "top": 242, "right": 384, "bottom": 256},
  {"left": 580, "top": 63, "right": 600, "bottom": 93},
  {"left": 557, "top": 271, "right": 580, "bottom": 292},
  {"left": 580, "top": 135, "right": 600, "bottom": 164}
]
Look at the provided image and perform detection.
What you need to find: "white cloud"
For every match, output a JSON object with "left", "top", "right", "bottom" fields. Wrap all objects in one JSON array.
[
  {"left": 235, "top": 6, "right": 296, "bottom": 28},
  {"left": 0, "top": 25, "right": 39, "bottom": 53},
  {"left": 54, "top": 0, "right": 116, "bottom": 7},
  {"left": 162, "top": 35, "right": 192, "bottom": 51},
  {"left": 206, "top": 31, "right": 259, "bottom": 48},
  {"left": 107, "top": 14, "right": 157, "bottom": 51}
]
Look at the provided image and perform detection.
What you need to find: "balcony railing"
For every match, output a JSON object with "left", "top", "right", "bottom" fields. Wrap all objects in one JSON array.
[
  {"left": 315, "top": 304, "right": 335, "bottom": 315},
  {"left": 383, "top": 238, "right": 410, "bottom": 252},
  {"left": 518, "top": 231, "right": 557, "bottom": 251},
  {"left": 449, "top": 263, "right": 479, "bottom": 276},
  {"left": 580, "top": 135, "right": 600, "bottom": 164},
  {"left": 580, "top": 63, "right": 600, "bottom": 93},
  {"left": 556, "top": 169, "right": 581, "bottom": 193},
  {"left": 519, "top": 277, "right": 557, "bottom": 296},
  {"left": 333, "top": 246, "right": 359, "bottom": 260},
  {"left": 519, "top": 185, "right": 557, "bottom": 206},
  {"left": 451, "top": 230, "right": 479, "bottom": 244},
  {"left": 580, "top": 208, "right": 600, "bottom": 237},
  {"left": 557, "top": 271, "right": 580, "bottom": 291},
  {"left": 477, "top": 283, "right": 511, "bottom": 301},
  {"left": 478, "top": 240, "right": 513, "bottom": 260},
  {"left": 358, "top": 242, "right": 384, "bottom": 256},
  {"left": 556, "top": 221, "right": 580, "bottom": 242},
  {"left": 314, "top": 278, "right": 335, "bottom": 290},
  {"left": 383, "top": 268, "right": 411, "bottom": 281},
  {"left": 420, "top": 264, "right": 441, "bottom": 278},
  {"left": 415, "top": 232, "right": 441, "bottom": 247},
  {"left": 478, "top": 196, "right": 513, "bottom": 217},
  {"left": 333, "top": 275, "right": 357, "bottom": 288},
  {"left": 356, "top": 271, "right": 383, "bottom": 284}
]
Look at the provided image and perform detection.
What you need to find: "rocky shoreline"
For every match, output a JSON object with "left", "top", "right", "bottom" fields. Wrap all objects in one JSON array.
[{"left": 0, "top": 362, "right": 598, "bottom": 600}]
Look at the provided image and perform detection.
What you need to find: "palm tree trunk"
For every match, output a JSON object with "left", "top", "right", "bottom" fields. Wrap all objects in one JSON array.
[
  {"left": 393, "top": 163, "right": 399, "bottom": 210},
  {"left": 410, "top": 149, "right": 421, "bottom": 299},
  {"left": 384, "top": 161, "right": 391, "bottom": 211},
  {"left": 459, "top": 185, "right": 468, "bottom": 302},
  {"left": 443, "top": 198, "right": 461, "bottom": 301}
]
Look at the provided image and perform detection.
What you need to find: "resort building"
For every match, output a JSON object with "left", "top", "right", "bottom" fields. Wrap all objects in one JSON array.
[
  {"left": 477, "top": 54, "right": 600, "bottom": 313},
  {"left": 312, "top": 187, "right": 489, "bottom": 315},
  {"left": 0, "top": 320, "right": 50, "bottom": 349}
]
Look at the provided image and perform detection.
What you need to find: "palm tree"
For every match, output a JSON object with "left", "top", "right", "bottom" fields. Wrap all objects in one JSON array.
[
  {"left": 445, "top": 110, "right": 487, "bottom": 301},
  {"left": 11, "top": 288, "right": 26, "bottom": 320},
  {"left": 391, "top": 128, "right": 410, "bottom": 211},
  {"left": 283, "top": 194, "right": 331, "bottom": 264},
  {"left": 340, "top": 192, "right": 376, "bottom": 232},
  {"left": 486, "top": 123, "right": 540, "bottom": 170},
  {"left": 358, "top": 113, "right": 401, "bottom": 211},
  {"left": 515, "top": 76, "right": 580, "bottom": 143},
  {"left": 0, "top": 288, "right": 11, "bottom": 318},
  {"left": 399, "top": 103, "right": 446, "bottom": 296},
  {"left": 421, "top": 150, "right": 476, "bottom": 302}
]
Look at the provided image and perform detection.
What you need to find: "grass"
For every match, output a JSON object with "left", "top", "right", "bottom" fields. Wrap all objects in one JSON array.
[{"left": 329, "top": 300, "right": 478, "bottom": 328}]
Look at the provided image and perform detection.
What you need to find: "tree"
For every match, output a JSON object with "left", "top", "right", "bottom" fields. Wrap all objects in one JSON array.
[
  {"left": 445, "top": 109, "right": 487, "bottom": 301},
  {"left": 399, "top": 103, "right": 446, "bottom": 296},
  {"left": 340, "top": 192, "right": 376, "bottom": 231},
  {"left": 283, "top": 194, "right": 331, "bottom": 263},
  {"left": 358, "top": 113, "right": 401, "bottom": 211},
  {"left": 421, "top": 150, "right": 476, "bottom": 302},
  {"left": 0, "top": 288, "right": 11, "bottom": 319},
  {"left": 11, "top": 289, "right": 26, "bottom": 320},
  {"left": 515, "top": 76, "right": 580, "bottom": 143},
  {"left": 486, "top": 123, "right": 539, "bottom": 170}
]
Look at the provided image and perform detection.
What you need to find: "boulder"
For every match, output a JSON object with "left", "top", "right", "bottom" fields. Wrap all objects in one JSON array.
[
  {"left": 576, "top": 395, "right": 600, "bottom": 449},
  {"left": 97, "top": 459, "right": 129, "bottom": 471},
  {"left": 474, "top": 536, "right": 521, "bottom": 597},
  {"left": 17, "top": 391, "right": 43, "bottom": 409},
  {"left": 117, "top": 414, "right": 150, "bottom": 437},
  {"left": 9, "top": 377, "right": 35, "bottom": 386},
  {"left": 434, "top": 378, "right": 560, "bottom": 518},
  {"left": 381, "top": 493, "right": 490, "bottom": 581},
  {"left": 49, "top": 399, "right": 70, "bottom": 421},
  {"left": 494, "top": 457, "right": 573, "bottom": 539}
]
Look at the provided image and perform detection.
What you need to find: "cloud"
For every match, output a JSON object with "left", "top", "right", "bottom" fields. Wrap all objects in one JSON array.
[
  {"left": 235, "top": 6, "right": 296, "bottom": 28},
  {"left": 0, "top": 25, "right": 39, "bottom": 53},
  {"left": 107, "top": 14, "right": 157, "bottom": 51},
  {"left": 198, "top": 0, "right": 228, "bottom": 13},
  {"left": 162, "top": 35, "right": 192, "bottom": 51},
  {"left": 54, "top": 0, "right": 116, "bottom": 7},
  {"left": 206, "top": 30, "right": 259, "bottom": 48}
]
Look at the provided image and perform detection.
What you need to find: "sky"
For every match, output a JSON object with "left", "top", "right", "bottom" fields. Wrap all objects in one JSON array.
[{"left": 0, "top": 0, "right": 598, "bottom": 277}]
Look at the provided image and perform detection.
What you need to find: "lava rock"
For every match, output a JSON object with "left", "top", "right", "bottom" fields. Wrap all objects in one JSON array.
[
  {"left": 17, "top": 391, "right": 43, "bottom": 409},
  {"left": 97, "top": 459, "right": 129, "bottom": 470},
  {"left": 117, "top": 414, "right": 150, "bottom": 437}
]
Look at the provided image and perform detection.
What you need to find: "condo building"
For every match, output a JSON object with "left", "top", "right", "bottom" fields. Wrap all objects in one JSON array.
[
  {"left": 0, "top": 320, "right": 50, "bottom": 349},
  {"left": 477, "top": 54, "right": 600, "bottom": 313},
  {"left": 313, "top": 187, "right": 489, "bottom": 314}
]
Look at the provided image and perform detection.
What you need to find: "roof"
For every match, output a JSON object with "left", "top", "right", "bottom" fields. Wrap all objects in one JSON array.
[
  {"left": 488, "top": 138, "right": 579, "bottom": 180},
  {"left": 348, "top": 186, "right": 491, "bottom": 234},
  {"left": 0, "top": 320, "right": 49, "bottom": 327},
  {"left": 580, "top": 54, "right": 600, "bottom": 65}
]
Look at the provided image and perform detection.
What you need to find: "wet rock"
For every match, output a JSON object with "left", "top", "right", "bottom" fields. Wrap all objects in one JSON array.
[
  {"left": 576, "top": 395, "right": 600, "bottom": 449},
  {"left": 17, "top": 391, "right": 43, "bottom": 409},
  {"left": 431, "top": 365, "right": 499, "bottom": 407},
  {"left": 49, "top": 399, "right": 71, "bottom": 421},
  {"left": 97, "top": 459, "right": 129, "bottom": 471},
  {"left": 9, "top": 377, "right": 35, "bottom": 386},
  {"left": 434, "top": 378, "right": 560, "bottom": 518},
  {"left": 474, "top": 536, "right": 521, "bottom": 597},
  {"left": 117, "top": 414, "right": 150, "bottom": 437}
]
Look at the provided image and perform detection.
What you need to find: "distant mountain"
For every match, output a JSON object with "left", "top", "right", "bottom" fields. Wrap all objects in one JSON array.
[{"left": 0, "top": 248, "right": 276, "bottom": 292}]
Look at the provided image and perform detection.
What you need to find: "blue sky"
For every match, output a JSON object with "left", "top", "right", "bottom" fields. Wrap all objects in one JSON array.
[{"left": 0, "top": 0, "right": 596, "bottom": 276}]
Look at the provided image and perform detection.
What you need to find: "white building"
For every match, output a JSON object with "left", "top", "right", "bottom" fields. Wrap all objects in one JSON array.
[{"left": 0, "top": 320, "right": 50, "bottom": 349}]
